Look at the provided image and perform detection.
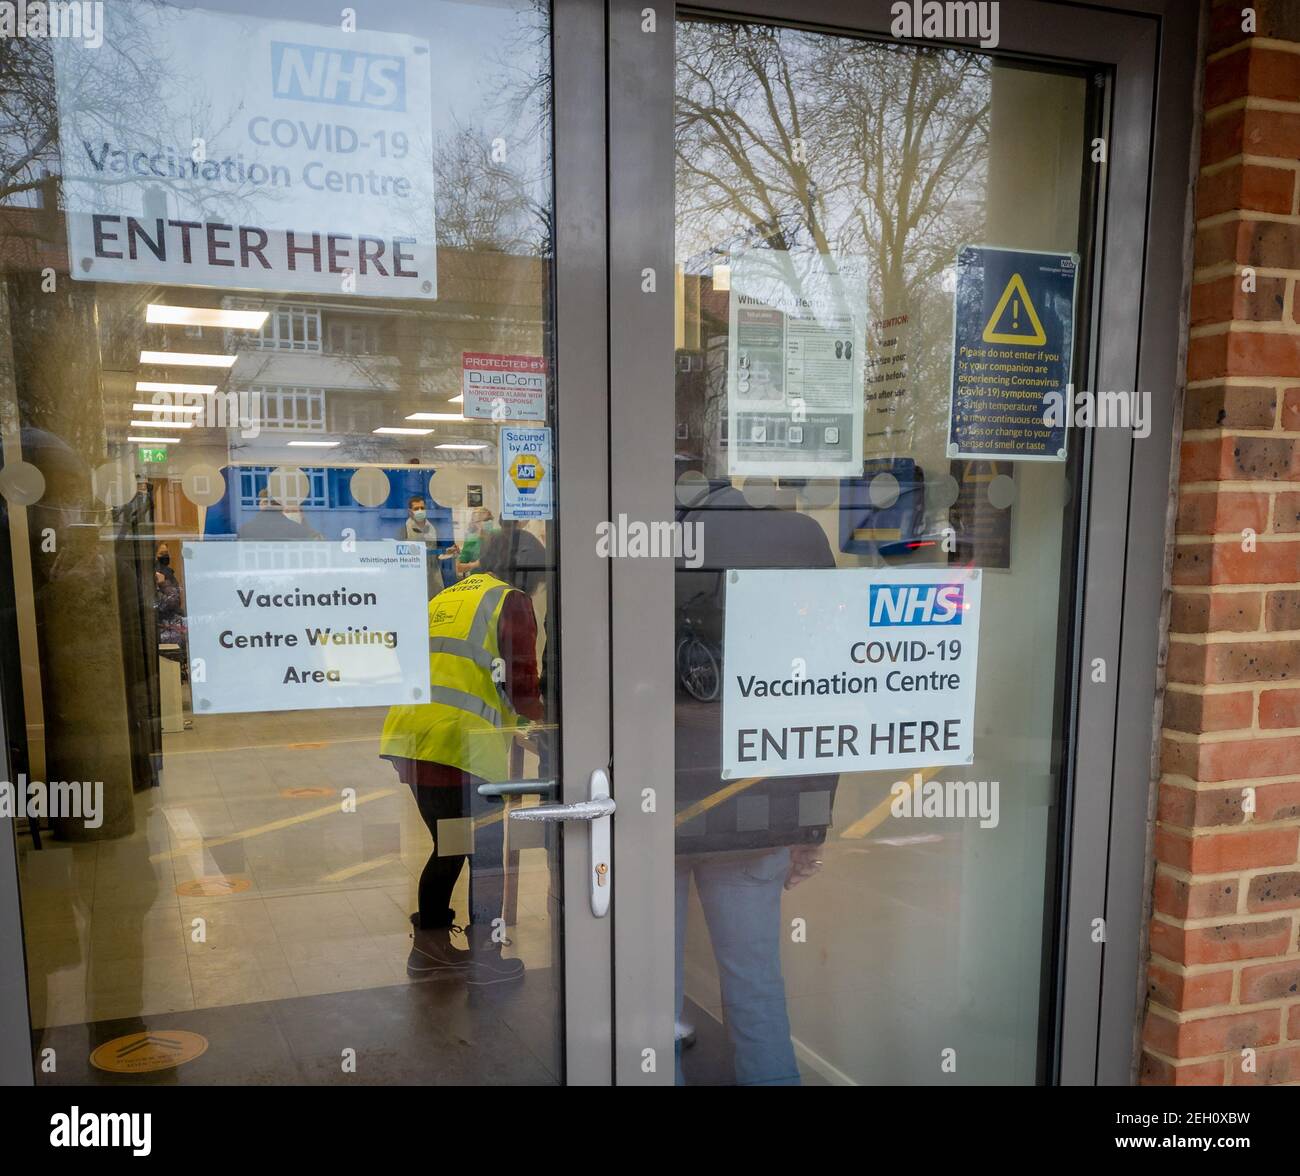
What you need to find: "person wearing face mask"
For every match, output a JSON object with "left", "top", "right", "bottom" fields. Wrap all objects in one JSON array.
[
  {"left": 455, "top": 507, "right": 497, "bottom": 577},
  {"left": 401, "top": 495, "right": 445, "bottom": 598}
]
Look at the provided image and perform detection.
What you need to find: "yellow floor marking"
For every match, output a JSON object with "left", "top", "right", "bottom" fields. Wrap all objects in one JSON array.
[
  {"left": 162, "top": 733, "right": 379, "bottom": 757},
  {"left": 175, "top": 875, "right": 252, "bottom": 897},
  {"left": 839, "top": 767, "right": 942, "bottom": 840},
  {"left": 320, "top": 853, "right": 403, "bottom": 883},
  {"left": 150, "top": 787, "right": 397, "bottom": 863},
  {"left": 674, "top": 777, "right": 763, "bottom": 826}
]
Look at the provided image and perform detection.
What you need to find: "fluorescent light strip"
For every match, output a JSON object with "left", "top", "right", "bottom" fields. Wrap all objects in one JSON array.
[
  {"left": 130, "top": 420, "right": 194, "bottom": 430},
  {"left": 448, "top": 394, "right": 464, "bottom": 403},
  {"left": 146, "top": 305, "right": 269, "bottom": 330},
  {"left": 139, "top": 350, "right": 237, "bottom": 368},
  {"left": 136, "top": 381, "right": 218, "bottom": 395},
  {"left": 374, "top": 426, "right": 433, "bottom": 436},
  {"left": 127, "top": 436, "right": 180, "bottom": 443},
  {"left": 132, "top": 402, "right": 204, "bottom": 414},
  {"left": 405, "top": 412, "right": 466, "bottom": 421},
  {"left": 287, "top": 440, "right": 341, "bottom": 448},
  {"left": 435, "top": 443, "right": 488, "bottom": 451}
]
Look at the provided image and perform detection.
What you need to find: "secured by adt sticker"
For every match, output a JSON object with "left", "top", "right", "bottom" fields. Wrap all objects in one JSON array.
[
  {"left": 500, "top": 426, "right": 553, "bottom": 521},
  {"left": 948, "top": 246, "right": 1078, "bottom": 461}
]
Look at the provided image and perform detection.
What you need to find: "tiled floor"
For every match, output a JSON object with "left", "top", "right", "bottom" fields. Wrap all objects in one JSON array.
[{"left": 19, "top": 707, "right": 559, "bottom": 1082}]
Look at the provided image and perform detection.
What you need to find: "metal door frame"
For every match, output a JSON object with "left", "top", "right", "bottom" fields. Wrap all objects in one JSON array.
[{"left": 605, "top": 0, "right": 1200, "bottom": 1085}]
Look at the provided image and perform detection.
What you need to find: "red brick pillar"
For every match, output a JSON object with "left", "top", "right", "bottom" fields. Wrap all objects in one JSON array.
[{"left": 1142, "top": 1, "right": 1300, "bottom": 1086}]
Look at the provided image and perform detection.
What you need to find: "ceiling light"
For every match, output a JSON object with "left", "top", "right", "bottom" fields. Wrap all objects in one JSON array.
[
  {"left": 374, "top": 426, "right": 433, "bottom": 436},
  {"left": 127, "top": 435, "right": 180, "bottom": 443},
  {"left": 136, "top": 381, "right": 217, "bottom": 394},
  {"left": 405, "top": 412, "right": 466, "bottom": 421},
  {"left": 132, "top": 402, "right": 204, "bottom": 414},
  {"left": 130, "top": 419, "right": 195, "bottom": 429},
  {"left": 146, "top": 305, "right": 269, "bottom": 330},
  {"left": 139, "top": 350, "right": 237, "bottom": 368},
  {"left": 288, "top": 440, "right": 341, "bottom": 448},
  {"left": 448, "top": 394, "right": 464, "bottom": 403},
  {"left": 435, "top": 443, "right": 488, "bottom": 451}
]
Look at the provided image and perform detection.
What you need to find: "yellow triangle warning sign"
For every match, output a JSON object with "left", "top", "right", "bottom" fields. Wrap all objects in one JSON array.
[{"left": 982, "top": 273, "right": 1047, "bottom": 345}]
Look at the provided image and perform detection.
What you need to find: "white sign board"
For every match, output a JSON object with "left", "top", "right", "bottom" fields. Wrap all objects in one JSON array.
[
  {"left": 500, "top": 426, "right": 553, "bottom": 520},
  {"left": 727, "top": 250, "right": 866, "bottom": 477},
  {"left": 53, "top": 2, "right": 436, "bottom": 299},
  {"left": 722, "top": 567, "right": 981, "bottom": 779},
  {"left": 184, "top": 541, "right": 431, "bottom": 714},
  {"left": 462, "top": 352, "right": 547, "bottom": 421}
]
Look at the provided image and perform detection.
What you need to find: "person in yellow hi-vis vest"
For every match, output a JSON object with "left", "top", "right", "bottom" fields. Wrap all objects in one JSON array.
[{"left": 381, "top": 530, "right": 544, "bottom": 984}]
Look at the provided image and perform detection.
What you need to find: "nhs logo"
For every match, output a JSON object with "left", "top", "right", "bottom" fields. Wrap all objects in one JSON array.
[
  {"left": 869, "top": 583, "right": 965, "bottom": 627},
  {"left": 271, "top": 42, "right": 406, "bottom": 112}
]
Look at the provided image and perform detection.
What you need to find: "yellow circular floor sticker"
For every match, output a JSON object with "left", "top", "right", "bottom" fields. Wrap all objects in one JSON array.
[
  {"left": 91, "top": 1030, "right": 208, "bottom": 1073},
  {"left": 175, "top": 875, "right": 252, "bottom": 898}
]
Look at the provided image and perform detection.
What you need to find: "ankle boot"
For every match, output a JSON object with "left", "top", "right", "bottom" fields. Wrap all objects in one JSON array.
[
  {"left": 407, "top": 915, "right": 470, "bottom": 978},
  {"left": 463, "top": 922, "right": 525, "bottom": 986}
]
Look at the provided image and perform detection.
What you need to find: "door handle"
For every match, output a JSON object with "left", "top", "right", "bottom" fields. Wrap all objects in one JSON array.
[{"left": 510, "top": 768, "right": 614, "bottom": 917}]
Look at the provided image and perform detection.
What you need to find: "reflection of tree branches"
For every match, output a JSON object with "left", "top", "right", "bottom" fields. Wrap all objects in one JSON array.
[
  {"left": 675, "top": 22, "right": 992, "bottom": 451},
  {"left": 0, "top": 4, "right": 295, "bottom": 242},
  {"left": 434, "top": 121, "right": 551, "bottom": 256}
]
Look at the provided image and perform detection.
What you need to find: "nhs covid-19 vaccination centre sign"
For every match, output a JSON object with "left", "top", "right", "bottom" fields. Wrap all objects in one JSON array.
[
  {"left": 722, "top": 568, "right": 982, "bottom": 780},
  {"left": 53, "top": 2, "right": 436, "bottom": 299}
]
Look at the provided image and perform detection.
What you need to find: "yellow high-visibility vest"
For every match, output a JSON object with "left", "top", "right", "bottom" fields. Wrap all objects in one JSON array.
[{"left": 380, "top": 573, "right": 523, "bottom": 782}]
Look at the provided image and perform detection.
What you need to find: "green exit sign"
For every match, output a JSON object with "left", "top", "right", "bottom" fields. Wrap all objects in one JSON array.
[{"left": 138, "top": 446, "right": 168, "bottom": 464}]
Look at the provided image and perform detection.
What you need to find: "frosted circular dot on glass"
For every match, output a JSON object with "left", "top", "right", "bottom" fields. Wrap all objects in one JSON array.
[
  {"left": 869, "top": 471, "right": 900, "bottom": 510},
  {"left": 675, "top": 469, "right": 709, "bottom": 509},
  {"left": 933, "top": 473, "right": 960, "bottom": 510},
  {"left": 988, "top": 474, "right": 1016, "bottom": 510},
  {"left": 0, "top": 460, "right": 44, "bottom": 506},
  {"left": 181, "top": 464, "right": 225, "bottom": 508},
  {"left": 93, "top": 460, "right": 137, "bottom": 509},
  {"left": 800, "top": 479, "right": 838, "bottom": 509},
  {"left": 744, "top": 477, "right": 777, "bottom": 508},
  {"left": 351, "top": 467, "right": 390, "bottom": 509},
  {"left": 268, "top": 466, "right": 308, "bottom": 508}
]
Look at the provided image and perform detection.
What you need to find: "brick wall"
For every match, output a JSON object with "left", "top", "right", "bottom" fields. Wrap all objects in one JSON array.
[{"left": 1142, "top": 0, "right": 1300, "bottom": 1087}]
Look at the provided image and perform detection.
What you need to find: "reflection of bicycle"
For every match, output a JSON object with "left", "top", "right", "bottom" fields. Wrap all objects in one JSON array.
[{"left": 676, "top": 616, "right": 720, "bottom": 702}]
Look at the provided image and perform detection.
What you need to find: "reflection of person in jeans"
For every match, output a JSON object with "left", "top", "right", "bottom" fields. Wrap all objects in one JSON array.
[
  {"left": 379, "top": 531, "right": 543, "bottom": 985},
  {"left": 674, "top": 479, "right": 838, "bottom": 1086}
]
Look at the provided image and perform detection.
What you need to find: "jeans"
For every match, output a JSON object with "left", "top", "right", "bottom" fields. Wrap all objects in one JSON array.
[{"left": 675, "top": 848, "right": 800, "bottom": 1086}]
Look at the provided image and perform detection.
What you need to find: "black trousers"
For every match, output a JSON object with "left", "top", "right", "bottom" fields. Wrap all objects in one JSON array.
[{"left": 398, "top": 767, "right": 506, "bottom": 931}]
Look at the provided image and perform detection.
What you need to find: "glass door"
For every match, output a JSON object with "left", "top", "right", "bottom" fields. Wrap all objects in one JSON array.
[
  {"left": 607, "top": 0, "right": 1164, "bottom": 1086},
  {"left": 0, "top": 0, "right": 612, "bottom": 1086}
]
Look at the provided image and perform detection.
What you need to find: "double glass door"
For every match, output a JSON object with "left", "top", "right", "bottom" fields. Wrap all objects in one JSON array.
[
  {"left": 3, "top": 0, "right": 575, "bottom": 1086},
  {"left": 0, "top": 0, "right": 1168, "bottom": 1086}
]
